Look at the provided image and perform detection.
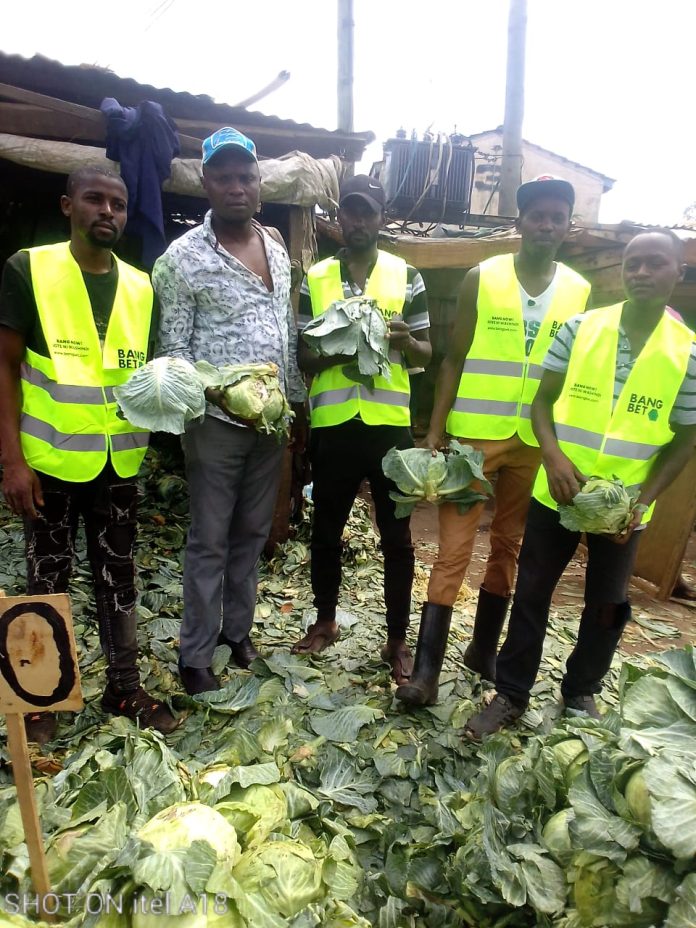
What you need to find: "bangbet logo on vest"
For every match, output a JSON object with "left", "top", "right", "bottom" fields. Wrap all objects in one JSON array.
[{"left": 627, "top": 392, "right": 662, "bottom": 420}]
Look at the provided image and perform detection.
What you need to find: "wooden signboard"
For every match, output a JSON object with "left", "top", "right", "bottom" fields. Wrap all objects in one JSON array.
[
  {"left": 1, "top": 592, "right": 83, "bottom": 923},
  {"left": 0, "top": 594, "right": 83, "bottom": 713}
]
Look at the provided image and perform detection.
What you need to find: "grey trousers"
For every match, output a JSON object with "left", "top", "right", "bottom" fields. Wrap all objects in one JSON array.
[{"left": 180, "top": 415, "right": 285, "bottom": 668}]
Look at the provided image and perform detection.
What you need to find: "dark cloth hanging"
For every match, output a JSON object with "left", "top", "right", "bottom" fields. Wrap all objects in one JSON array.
[{"left": 100, "top": 98, "right": 180, "bottom": 267}]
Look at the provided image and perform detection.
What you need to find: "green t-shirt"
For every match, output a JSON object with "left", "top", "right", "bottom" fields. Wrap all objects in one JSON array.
[{"left": 0, "top": 250, "right": 118, "bottom": 354}]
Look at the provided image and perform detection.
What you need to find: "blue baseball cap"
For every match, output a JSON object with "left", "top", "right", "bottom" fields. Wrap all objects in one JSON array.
[{"left": 201, "top": 127, "right": 258, "bottom": 165}]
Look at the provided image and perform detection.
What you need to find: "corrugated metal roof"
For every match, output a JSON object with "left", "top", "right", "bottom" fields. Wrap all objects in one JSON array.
[{"left": 0, "top": 51, "right": 374, "bottom": 160}]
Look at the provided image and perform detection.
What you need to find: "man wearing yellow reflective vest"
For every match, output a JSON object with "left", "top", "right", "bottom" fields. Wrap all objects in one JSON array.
[
  {"left": 0, "top": 168, "right": 177, "bottom": 743},
  {"left": 397, "top": 176, "right": 591, "bottom": 708},
  {"left": 465, "top": 230, "right": 696, "bottom": 738},
  {"left": 292, "top": 176, "right": 432, "bottom": 684}
]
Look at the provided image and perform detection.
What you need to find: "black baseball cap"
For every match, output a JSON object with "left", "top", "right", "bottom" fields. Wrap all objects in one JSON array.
[
  {"left": 339, "top": 174, "right": 386, "bottom": 212},
  {"left": 516, "top": 174, "right": 575, "bottom": 214}
]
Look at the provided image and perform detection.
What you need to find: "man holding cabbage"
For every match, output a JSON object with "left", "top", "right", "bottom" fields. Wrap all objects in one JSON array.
[
  {"left": 465, "top": 230, "right": 696, "bottom": 738},
  {"left": 292, "top": 175, "right": 432, "bottom": 685},
  {"left": 153, "top": 128, "right": 307, "bottom": 695},
  {"left": 398, "top": 176, "right": 591, "bottom": 708},
  {"left": 0, "top": 167, "right": 178, "bottom": 741}
]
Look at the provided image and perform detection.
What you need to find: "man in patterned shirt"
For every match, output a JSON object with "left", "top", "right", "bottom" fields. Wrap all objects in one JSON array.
[
  {"left": 292, "top": 176, "right": 432, "bottom": 686},
  {"left": 153, "top": 128, "right": 307, "bottom": 695}
]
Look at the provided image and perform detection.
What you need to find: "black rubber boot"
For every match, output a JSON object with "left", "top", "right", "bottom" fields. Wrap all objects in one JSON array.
[
  {"left": 395, "top": 603, "right": 453, "bottom": 707},
  {"left": 462, "top": 588, "right": 510, "bottom": 682}
]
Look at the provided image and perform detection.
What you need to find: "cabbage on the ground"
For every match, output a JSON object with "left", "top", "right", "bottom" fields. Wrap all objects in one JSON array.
[
  {"left": 558, "top": 476, "right": 638, "bottom": 534},
  {"left": 113, "top": 357, "right": 207, "bottom": 434},
  {"left": 301, "top": 296, "right": 391, "bottom": 388},
  {"left": 196, "top": 360, "right": 293, "bottom": 440},
  {"left": 0, "top": 448, "right": 693, "bottom": 928},
  {"left": 382, "top": 441, "right": 493, "bottom": 517}
]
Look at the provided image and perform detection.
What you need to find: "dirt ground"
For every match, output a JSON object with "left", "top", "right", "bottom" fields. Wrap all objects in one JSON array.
[{"left": 406, "top": 497, "right": 696, "bottom": 655}]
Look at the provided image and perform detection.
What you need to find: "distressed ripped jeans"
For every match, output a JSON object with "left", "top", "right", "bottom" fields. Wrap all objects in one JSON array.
[{"left": 24, "top": 467, "right": 140, "bottom": 693}]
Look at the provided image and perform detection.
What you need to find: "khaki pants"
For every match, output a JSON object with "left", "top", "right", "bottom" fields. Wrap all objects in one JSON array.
[{"left": 427, "top": 434, "right": 542, "bottom": 605}]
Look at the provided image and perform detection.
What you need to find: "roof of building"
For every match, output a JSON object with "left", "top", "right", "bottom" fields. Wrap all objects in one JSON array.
[
  {"left": 0, "top": 51, "right": 374, "bottom": 161},
  {"left": 469, "top": 127, "right": 615, "bottom": 191}
]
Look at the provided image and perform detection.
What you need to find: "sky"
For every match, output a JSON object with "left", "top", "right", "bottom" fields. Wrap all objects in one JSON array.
[{"left": 2, "top": 0, "right": 694, "bottom": 225}]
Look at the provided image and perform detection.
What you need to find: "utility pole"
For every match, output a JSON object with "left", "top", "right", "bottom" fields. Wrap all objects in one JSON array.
[
  {"left": 498, "top": 0, "right": 527, "bottom": 217},
  {"left": 337, "top": 0, "right": 354, "bottom": 133}
]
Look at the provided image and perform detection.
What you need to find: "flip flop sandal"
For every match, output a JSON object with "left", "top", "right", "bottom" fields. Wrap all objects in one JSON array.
[{"left": 291, "top": 622, "right": 341, "bottom": 654}]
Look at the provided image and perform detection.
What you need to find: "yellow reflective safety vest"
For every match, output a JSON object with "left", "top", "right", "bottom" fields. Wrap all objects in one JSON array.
[
  {"left": 534, "top": 304, "right": 694, "bottom": 524},
  {"left": 447, "top": 253, "right": 590, "bottom": 445},
  {"left": 307, "top": 250, "right": 411, "bottom": 427},
  {"left": 20, "top": 242, "right": 153, "bottom": 482}
]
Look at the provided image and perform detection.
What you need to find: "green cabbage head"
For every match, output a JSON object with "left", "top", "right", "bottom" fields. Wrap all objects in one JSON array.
[
  {"left": 232, "top": 839, "right": 324, "bottom": 917},
  {"left": 558, "top": 476, "right": 638, "bottom": 534},
  {"left": 382, "top": 441, "right": 492, "bottom": 518}
]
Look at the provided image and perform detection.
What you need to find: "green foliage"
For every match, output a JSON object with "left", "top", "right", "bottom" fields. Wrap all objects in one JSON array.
[
  {"left": 1, "top": 450, "right": 694, "bottom": 927},
  {"left": 301, "top": 296, "right": 390, "bottom": 387}
]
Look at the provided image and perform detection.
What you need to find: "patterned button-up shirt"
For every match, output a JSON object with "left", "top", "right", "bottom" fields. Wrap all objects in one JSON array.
[{"left": 153, "top": 211, "right": 306, "bottom": 424}]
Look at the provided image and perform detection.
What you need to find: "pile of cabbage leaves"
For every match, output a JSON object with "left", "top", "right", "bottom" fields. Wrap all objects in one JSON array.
[{"left": 0, "top": 450, "right": 694, "bottom": 928}]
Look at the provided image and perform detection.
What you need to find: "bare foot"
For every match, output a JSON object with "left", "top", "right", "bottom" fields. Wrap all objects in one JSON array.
[
  {"left": 291, "top": 620, "right": 341, "bottom": 654},
  {"left": 380, "top": 638, "right": 414, "bottom": 685}
]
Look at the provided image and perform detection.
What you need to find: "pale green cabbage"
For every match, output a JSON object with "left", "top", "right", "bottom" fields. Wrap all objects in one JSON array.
[
  {"left": 196, "top": 360, "right": 292, "bottom": 440},
  {"left": 624, "top": 769, "right": 652, "bottom": 828},
  {"left": 542, "top": 808, "right": 575, "bottom": 864},
  {"left": 113, "top": 356, "right": 206, "bottom": 434},
  {"left": 558, "top": 476, "right": 638, "bottom": 534},
  {"left": 137, "top": 801, "right": 239, "bottom": 863},
  {"left": 382, "top": 441, "right": 492, "bottom": 518},
  {"left": 302, "top": 296, "right": 391, "bottom": 387},
  {"left": 231, "top": 839, "right": 324, "bottom": 917}
]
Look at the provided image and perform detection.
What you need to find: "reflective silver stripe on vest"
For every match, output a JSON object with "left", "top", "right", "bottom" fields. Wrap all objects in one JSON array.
[
  {"left": 21, "top": 363, "right": 115, "bottom": 404},
  {"left": 526, "top": 363, "right": 545, "bottom": 380},
  {"left": 555, "top": 424, "right": 603, "bottom": 451},
  {"left": 520, "top": 403, "right": 532, "bottom": 420},
  {"left": 20, "top": 413, "right": 107, "bottom": 452},
  {"left": 557, "top": 423, "right": 662, "bottom": 461},
  {"left": 111, "top": 432, "right": 150, "bottom": 452},
  {"left": 452, "top": 397, "right": 519, "bottom": 416},
  {"left": 603, "top": 437, "right": 662, "bottom": 460},
  {"left": 360, "top": 387, "right": 410, "bottom": 407},
  {"left": 462, "top": 359, "right": 525, "bottom": 377},
  {"left": 310, "top": 386, "right": 360, "bottom": 410}
]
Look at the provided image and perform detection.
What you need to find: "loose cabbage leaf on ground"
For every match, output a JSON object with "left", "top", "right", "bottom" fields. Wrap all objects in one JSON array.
[
  {"left": 196, "top": 360, "right": 293, "bottom": 440},
  {"left": 113, "top": 356, "right": 207, "bottom": 434},
  {"left": 382, "top": 441, "right": 492, "bottom": 518},
  {"left": 558, "top": 476, "right": 638, "bottom": 534},
  {"left": 301, "top": 297, "right": 391, "bottom": 388}
]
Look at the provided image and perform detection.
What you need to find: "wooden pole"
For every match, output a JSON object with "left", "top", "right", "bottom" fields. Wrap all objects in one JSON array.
[
  {"left": 5, "top": 715, "right": 55, "bottom": 921},
  {"left": 498, "top": 0, "right": 527, "bottom": 217},
  {"left": 337, "top": 0, "right": 354, "bottom": 134}
]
